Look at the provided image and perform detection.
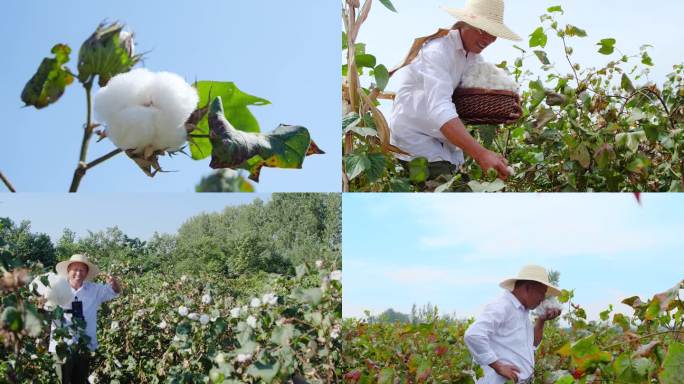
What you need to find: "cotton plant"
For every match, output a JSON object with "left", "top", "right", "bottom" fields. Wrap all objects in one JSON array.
[
  {"left": 460, "top": 62, "right": 520, "bottom": 92},
  {"left": 18, "top": 21, "right": 323, "bottom": 192},
  {"left": 30, "top": 272, "right": 73, "bottom": 310},
  {"left": 93, "top": 68, "right": 199, "bottom": 176}
]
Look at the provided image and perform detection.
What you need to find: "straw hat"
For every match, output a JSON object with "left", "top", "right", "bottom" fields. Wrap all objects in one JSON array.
[
  {"left": 499, "top": 265, "right": 561, "bottom": 296},
  {"left": 443, "top": 0, "right": 521, "bottom": 41},
  {"left": 56, "top": 254, "right": 100, "bottom": 281}
]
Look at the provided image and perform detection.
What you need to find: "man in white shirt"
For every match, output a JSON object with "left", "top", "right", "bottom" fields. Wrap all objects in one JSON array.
[
  {"left": 390, "top": 0, "right": 521, "bottom": 181},
  {"left": 50, "top": 254, "right": 122, "bottom": 384},
  {"left": 464, "top": 265, "right": 562, "bottom": 383}
]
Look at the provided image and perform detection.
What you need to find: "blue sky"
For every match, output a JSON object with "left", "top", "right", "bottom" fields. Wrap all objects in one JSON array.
[
  {"left": 1, "top": 0, "right": 340, "bottom": 192},
  {"left": 343, "top": 193, "right": 684, "bottom": 321},
  {"left": 355, "top": 0, "right": 683, "bottom": 117},
  {"left": 0, "top": 193, "right": 268, "bottom": 241}
]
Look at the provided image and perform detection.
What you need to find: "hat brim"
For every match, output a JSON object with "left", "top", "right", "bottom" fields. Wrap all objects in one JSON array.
[
  {"left": 500, "top": 278, "right": 562, "bottom": 296},
  {"left": 443, "top": 7, "right": 522, "bottom": 41},
  {"left": 56, "top": 259, "right": 99, "bottom": 281}
]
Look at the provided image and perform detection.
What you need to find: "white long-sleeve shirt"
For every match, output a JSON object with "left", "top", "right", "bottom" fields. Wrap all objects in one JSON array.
[
  {"left": 464, "top": 291, "right": 535, "bottom": 384},
  {"left": 49, "top": 281, "right": 119, "bottom": 352},
  {"left": 390, "top": 29, "right": 483, "bottom": 165}
]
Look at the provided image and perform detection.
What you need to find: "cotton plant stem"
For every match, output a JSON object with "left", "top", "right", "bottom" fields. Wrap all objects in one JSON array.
[
  {"left": 68, "top": 80, "right": 121, "bottom": 192},
  {"left": 0, "top": 171, "right": 16, "bottom": 192}
]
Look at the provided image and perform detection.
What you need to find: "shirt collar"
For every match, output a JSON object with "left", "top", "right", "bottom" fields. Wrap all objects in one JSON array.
[
  {"left": 447, "top": 29, "right": 466, "bottom": 53},
  {"left": 504, "top": 290, "right": 527, "bottom": 311}
]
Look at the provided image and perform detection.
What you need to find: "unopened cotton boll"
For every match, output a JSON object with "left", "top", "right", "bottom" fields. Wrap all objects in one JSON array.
[
  {"left": 30, "top": 273, "right": 73, "bottom": 309},
  {"left": 94, "top": 68, "right": 199, "bottom": 154}
]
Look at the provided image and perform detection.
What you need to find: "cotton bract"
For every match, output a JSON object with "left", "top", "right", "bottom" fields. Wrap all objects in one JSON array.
[
  {"left": 94, "top": 68, "right": 199, "bottom": 154},
  {"left": 460, "top": 62, "right": 519, "bottom": 92},
  {"left": 30, "top": 273, "right": 73, "bottom": 310}
]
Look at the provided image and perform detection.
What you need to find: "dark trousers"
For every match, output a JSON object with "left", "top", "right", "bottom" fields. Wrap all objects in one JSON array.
[{"left": 54, "top": 350, "right": 90, "bottom": 384}]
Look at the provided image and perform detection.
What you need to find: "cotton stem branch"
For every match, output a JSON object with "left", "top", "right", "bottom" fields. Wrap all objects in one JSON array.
[
  {"left": 0, "top": 171, "right": 16, "bottom": 192},
  {"left": 69, "top": 79, "right": 95, "bottom": 192}
]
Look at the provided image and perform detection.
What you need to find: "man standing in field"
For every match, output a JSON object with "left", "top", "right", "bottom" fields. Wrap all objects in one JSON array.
[
  {"left": 464, "top": 265, "right": 562, "bottom": 383},
  {"left": 389, "top": 0, "right": 520, "bottom": 181},
  {"left": 50, "top": 254, "right": 122, "bottom": 384}
]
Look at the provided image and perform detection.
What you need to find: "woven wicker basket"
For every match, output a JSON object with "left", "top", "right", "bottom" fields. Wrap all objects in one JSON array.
[{"left": 452, "top": 87, "right": 522, "bottom": 125}]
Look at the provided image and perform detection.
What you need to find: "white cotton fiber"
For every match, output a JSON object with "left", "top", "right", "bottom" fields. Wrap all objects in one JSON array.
[
  {"left": 533, "top": 297, "right": 564, "bottom": 317},
  {"left": 94, "top": 68, "right": 199, "bottom": 153},
  {"left": 30, "top": 273, "right": 74, "bottom": 310},
  {"left": 460, "top": 62, "right": 520, "bottom": 92}
]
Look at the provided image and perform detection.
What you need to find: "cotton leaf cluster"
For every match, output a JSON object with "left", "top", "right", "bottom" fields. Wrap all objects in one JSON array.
[
  {"left": 30, "top": 273, "right": 73, "bottom": 310},
  {"left": 94, "top": 68, "right": 199, "bottom": 155},
  {"left": 460, "top": 62, "right": 520, "bottom": 92}
]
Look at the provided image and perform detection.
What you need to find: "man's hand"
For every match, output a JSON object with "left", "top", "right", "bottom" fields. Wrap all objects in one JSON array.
[
  {"left": 490, "top": 360, "right": 520, "bottom": 382},
  {"left": 106, "top": 274, "right": 122, "bottom": 294},
  {"left": 473, "top": 148, "right": 511, "bottom": 180},
  {"left": 439, "top": 118, "right": 511, "bottom": 180},
  {"left": 538, "top": 308, "right": 562, "bottom": 321}
]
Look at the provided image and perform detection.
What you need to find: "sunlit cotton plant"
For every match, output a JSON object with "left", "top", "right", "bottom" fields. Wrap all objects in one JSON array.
[{"left": 17, "top": 20, "right": 323, "bottom": 193}]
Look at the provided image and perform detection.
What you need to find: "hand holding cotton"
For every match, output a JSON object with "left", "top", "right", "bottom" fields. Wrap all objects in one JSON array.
[{"left": 94, "top": 68, "right": 199, "bottom": 154}]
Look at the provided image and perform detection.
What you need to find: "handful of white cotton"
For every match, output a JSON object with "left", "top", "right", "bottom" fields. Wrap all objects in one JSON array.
[
  {"left": 30, "top": 273, "right": 73, "bottom": 310},
  {"left": 94, "top": 68, "right": 199, "bottom": 154},
  {"left": 460, "top": 62, "right": 519, "bottom": 92},
  {"left": 533, "top": 297, "right": 564, "bottom": 318}
]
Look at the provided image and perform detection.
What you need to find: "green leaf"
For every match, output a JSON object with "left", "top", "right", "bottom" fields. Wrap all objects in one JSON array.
[
  {"left": 529, "top": 27, "right": 548, "bottom": 48},
  {"left": 270, "top": 324, "right": 295, "bottom": 347},
  {"left": 374, "top": 64, "right": 389, "bottom": 91},
  {"left": 569, "top": 143, "right": 591, "bottom": 169},
  {"left": 246, "top": 360, "right": 281, "bottom": 383},
  {"left": 345, "top": 152, "right": 386, "bottom": 182},
  {"left": 468, "top": 179, "right": 506, "bottom": 192},
  {"left": 342, "top": 31, "right": 348, "bottom": 50},
  {"left": 534, "top": 50, "right": 550, "bottom": 65},
  {"left": 408, "top": 157, "right": 428, "bottom": 183},
  {"left": 641, "top": 52, "right": 654, "bottom": 66},
  {"left": 1, "top": 307, "right": 23, "bottom": 332},
  {"left": 355, "top": 54, "right": 377, "bottom": 68},
  {"left": 389, "top": 178, "right": 412, "bottom": 192},
  {"left": 661, "top": 342, "right": 684, "bottom": 384},
  {"left": 342, "top": 112, "right": 362, "bottom": 131},
  {"left": 547, "top": 6, "right": 564, "bottom": 14},
  {"left": 21, "top": 44, "right": 74, "bottom": 109},
  {"left": 597, "top": 38, "right": 616, "bottom": 55},
  {"left": 379, "top": 0, "right": 397, "bottom": 12},
  {"left": 290, "top": 287, "right": 323, "bottom": 305},
  {"left": 195, "top": 170, "right": 254, "bottom": 192},
  {"left": 621, "top": 73, "right": 636, "bottom": 92},
  {"left": 189, "top": 81, "right": 270, "bottom": 160},
  {"left": 564, "top": 25, "right": 587, "bottom": 37},
  {"left": 208, "top": 97, "right": 322, "bottom": 182},
  {"left": 478, "top": 125, "right": 497, "bottom": 147},
  {"left": 378, "top": 367, "right": 395, "bottom": 384}
]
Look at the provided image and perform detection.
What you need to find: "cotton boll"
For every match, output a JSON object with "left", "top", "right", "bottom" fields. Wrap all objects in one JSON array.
[
  {"left": 533, "top": 297, "right": 564, "bottom": 317},
  {"left": 31, "top": 273, "right": 73, "bottom": 310},
  {"left": 94, "top": 68, "right": 199, "bottom": 154}
]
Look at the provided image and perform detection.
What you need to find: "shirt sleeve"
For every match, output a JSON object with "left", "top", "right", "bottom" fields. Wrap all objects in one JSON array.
[
  {"left": 417, "top": 41, "right": 459, "bottom": 134},
  {"left": 96, "top": 282, "right": 119, "bottom": 304},
  {"left": 464, "top": 300, "right": 507, "bottom": 367}
]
